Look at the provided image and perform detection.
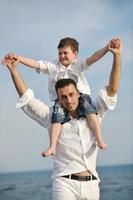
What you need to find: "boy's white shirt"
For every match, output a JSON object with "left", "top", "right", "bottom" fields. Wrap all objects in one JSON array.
[{"left": 36, "top": 59, "right": 91, "bottom": 101}]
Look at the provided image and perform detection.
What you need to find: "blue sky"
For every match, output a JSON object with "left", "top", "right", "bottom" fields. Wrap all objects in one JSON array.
[{"left": 0, "top": 0, "right": 133, "bottom": 172}]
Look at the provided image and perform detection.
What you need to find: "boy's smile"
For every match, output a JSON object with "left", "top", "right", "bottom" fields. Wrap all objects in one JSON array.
[{"left": 58, "top": 46, "right": 77, "bottom": 67}]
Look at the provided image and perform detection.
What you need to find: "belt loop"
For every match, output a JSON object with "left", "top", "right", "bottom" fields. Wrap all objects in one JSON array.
[{"left": 69, "top": 174, "right": 71, "bottom": 179}]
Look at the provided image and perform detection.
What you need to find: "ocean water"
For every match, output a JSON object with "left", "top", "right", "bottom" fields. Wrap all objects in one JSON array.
[
  {"left": 97, "top": 165, "right": 133, "bottom": 200},
  {"left": 0, "top": 165, "right": 133, "bottom": 200}
]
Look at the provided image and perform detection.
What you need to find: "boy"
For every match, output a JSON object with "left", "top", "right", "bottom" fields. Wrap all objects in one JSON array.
[{"left": 4, "top": 37, "right": 119, "bottom": 157}]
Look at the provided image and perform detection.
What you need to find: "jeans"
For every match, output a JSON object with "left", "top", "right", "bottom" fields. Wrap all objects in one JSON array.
[
  {"left": 51, "top": 93, "right": 97, "bottom": 124},
  {"left": 51, "top": 99, "right": 70, "bottom": 124},
  {"left": 78, "top": 93, "right": 97, "bottom": 117}
]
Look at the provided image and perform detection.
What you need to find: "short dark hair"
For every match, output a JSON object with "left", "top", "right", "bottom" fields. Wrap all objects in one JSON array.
[
  {"left": 57, "top": 37, "right": 79, "bottom": 52},
  {"left": 55, "top": 78, "right": 77, "bottom": 93}
]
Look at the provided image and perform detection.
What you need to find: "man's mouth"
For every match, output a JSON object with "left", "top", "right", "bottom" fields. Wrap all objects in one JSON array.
[
  {"left": 67, "top": 104, "right": 74, "bottom": 110},
  {"left": 61, "top": 58, "right": 67, "bottom": 61}
]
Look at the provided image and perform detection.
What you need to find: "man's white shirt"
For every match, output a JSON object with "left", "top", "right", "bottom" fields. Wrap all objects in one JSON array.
[{"left": 16, "top": 87, "right": 117, "bottom": 181}]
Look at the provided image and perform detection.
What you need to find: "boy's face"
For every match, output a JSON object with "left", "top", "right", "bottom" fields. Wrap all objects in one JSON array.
[
  {"left": 58, "top": 46, "right": 77, "bottom": 67},
  {"left": 57, "top": 84, "right": 80, "bottom": 114}
]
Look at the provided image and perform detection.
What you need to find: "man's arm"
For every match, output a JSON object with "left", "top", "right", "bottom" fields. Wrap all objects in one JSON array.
[
  {"left": 5, "top": 53, "right": 40, "bottom": 69},
  {"left": 4, "top": 59, "right": 28, "bottom": 97},
  {"left": 4, "top": 58, "right": 50, "bottom": 128},
  {"left": 107, "top": 39, "right": 122, "bottom": 97}
]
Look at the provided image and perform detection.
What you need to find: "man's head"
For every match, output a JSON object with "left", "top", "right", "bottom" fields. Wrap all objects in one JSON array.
[
  {"left": 55, "top": 79, "right": 80, "bottom": 114},
  {"left": 57, "top": 37, "right": 79, "bottom": 67}
]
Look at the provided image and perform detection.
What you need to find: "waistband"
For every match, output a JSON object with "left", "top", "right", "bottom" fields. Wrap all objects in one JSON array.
[{"left": 62, "top": 174, "right": 97, "bottom": 181}]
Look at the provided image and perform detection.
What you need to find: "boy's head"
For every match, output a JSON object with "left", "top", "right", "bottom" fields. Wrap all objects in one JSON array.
[
  {"left": 57, "top": 37, "right": 79, "bottom": 67},
  {"left": 55, "top": 78, "right": 80, "bottom": 113}
]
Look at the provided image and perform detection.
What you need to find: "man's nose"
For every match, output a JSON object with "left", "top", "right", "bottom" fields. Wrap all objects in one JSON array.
[{"left": 67, "top": 96, "right": 72, "bottom": 103}]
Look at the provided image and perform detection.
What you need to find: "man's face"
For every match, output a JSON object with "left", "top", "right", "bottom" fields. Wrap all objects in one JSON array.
[
  {"left": 58, "top": 46, "right": 77, "bottom": 67},
  {"left": 57, "top": 84, "right": 80, "bottom": 113}
]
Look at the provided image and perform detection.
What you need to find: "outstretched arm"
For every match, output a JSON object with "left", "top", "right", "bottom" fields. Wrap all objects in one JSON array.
[
  {"left": 4, "top": 53, "right": 40, "bottom": 69},
  {"left": 86, "top": 44, "right": 109, "bottom": 66},
  {"left": 3, "top": 58, "right": 50, "bottom": 128},
  {"left": 3, "top": 58, "right": 28, "bottom": 97},
  {"left": 107, "top": 38, "right": 122, "bottom": 97},
  {"left": 86, "top": 37, "right": 121, "bottom": 67}
]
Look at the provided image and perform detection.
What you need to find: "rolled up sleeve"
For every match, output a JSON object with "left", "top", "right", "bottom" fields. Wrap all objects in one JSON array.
[
  {"left": 36, "top": 60, "right": 51, "bottom": 74},
  {"left": 94, "top": 86, "right": 117, "bottom": 120},
  {"left": 16, "top": 89, "right": 34, "bottom": 108},
  {"left": 99, "top": 87, "right": 117, "bottom": 110},
  {"left": 16, "top": 89, "right": 51, "bottom": 128}
]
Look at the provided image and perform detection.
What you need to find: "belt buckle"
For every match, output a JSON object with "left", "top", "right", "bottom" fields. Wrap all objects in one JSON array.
[
  {"left": 86, "top": 175, "right": 91, "bottom": 181},
  {"left": 77, "top": 176, "right": 84, "bottom": 181}
]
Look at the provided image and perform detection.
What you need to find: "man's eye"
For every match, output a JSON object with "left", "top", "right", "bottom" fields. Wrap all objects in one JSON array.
[
  {"left": 61, "top": 96, "right": 66, "bottom": 100},
  {"left": 70, "top": 93, "right": 73, "bottom": 97}
]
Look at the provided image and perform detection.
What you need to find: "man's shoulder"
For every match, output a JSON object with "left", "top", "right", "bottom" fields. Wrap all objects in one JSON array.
[{"left": 94, "top": 87, "right": 117, "bottom": 117}]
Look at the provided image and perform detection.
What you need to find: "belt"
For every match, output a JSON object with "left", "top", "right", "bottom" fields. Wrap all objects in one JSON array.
[{"left": 62, "top": 174, "right": 97, "bottom": 181}]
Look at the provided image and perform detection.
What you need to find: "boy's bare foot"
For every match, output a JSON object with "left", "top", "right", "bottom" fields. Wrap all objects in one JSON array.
[
  {"left": 97, "top": 141, "right": 107, "bottom": 150},
  {"left": 42, "top": 147, "right": 56, "bottom": 157}
]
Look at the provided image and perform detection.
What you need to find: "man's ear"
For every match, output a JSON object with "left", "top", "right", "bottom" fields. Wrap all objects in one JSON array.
[{"left": 77, "top": 90, "right": 80, "bottom": 98}]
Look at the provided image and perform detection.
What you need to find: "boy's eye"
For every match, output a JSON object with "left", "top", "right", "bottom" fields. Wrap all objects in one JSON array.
[{"left": 59, "top": 52, "right": 68, "bottom": 55}]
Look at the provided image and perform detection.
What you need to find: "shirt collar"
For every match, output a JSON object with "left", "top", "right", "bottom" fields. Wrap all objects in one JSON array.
[{"left": 57, "top": 58, "right": 78, "bottom": 68}]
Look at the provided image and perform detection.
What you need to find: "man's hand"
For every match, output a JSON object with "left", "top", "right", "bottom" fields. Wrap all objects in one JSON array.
[
  {"left": 109, "top": 38, "right": 122, "bottom": 55},
  {"left": 2, "top": 56, "right": 18, "bottom": 71},
  {"left": 4, "top": 53, "right": 19, "bottom": 63}
]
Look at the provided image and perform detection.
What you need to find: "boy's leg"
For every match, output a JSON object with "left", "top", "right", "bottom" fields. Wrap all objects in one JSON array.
[
  {"left": 42, "top": 123, "right": 61, "bottom": 157},
  {"left": 86, "top": 113, "right": 107, "bottom": 150},
  {"left": 78, "top": 93, "right": 107, "bottom": 150},
  {"left": 42, "top": 100, "right": 70, "bottom": 157}
]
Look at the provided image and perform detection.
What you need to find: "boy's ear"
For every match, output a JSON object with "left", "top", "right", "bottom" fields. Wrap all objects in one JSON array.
[{"left": 75, "top": 51, "right": 78, "bottom": 56}]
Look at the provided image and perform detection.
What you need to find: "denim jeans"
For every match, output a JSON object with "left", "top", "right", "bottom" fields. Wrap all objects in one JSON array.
[
  {"left": 51, "top": 93, "right": 97, "bottom": 124},
  {"left": 51, "top": 99, "right": 70, "bottom": 124}
]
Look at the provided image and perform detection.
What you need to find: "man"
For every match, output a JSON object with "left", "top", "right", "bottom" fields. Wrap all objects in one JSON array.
[{"left": 4, "top": 39, "right": 122, "bottom": 200}]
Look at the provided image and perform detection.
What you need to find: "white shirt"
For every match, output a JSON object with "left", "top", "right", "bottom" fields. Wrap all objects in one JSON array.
[
  {"left": 16, "top": 87, "right": 117, "bottom": 180},
  {"left": 36, "top": 59, "right": 91, "bottom": 101}
]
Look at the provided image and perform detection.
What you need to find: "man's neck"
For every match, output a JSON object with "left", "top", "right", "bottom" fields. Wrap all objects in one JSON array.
[{"left": 69, "top": 110, "right": 79, "bottom": 119}]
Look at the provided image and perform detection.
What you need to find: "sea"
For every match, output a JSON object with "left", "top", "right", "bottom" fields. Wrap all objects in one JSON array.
[{"left": 0, "top": 164, "right": 133, "bottom": 200}]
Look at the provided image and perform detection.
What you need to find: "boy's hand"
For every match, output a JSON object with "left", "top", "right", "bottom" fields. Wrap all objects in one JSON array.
[
  {"left": 4, "top": 53, "right": 19, "bottom": 63},
  {"left": 110, "top": 38, "right": 120, "bottom": 49},
  {"left": 2, "top": 56, "right": 18, "bottom": 71},
  {"left": 106, "top": 38, "right": 120, "bottom": 52},
  {"left": 2, "top": 53, "right": 19, "bottom": 66},
  {"left": 109, "top": 38, "right": 122, "bottom": 55}
]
